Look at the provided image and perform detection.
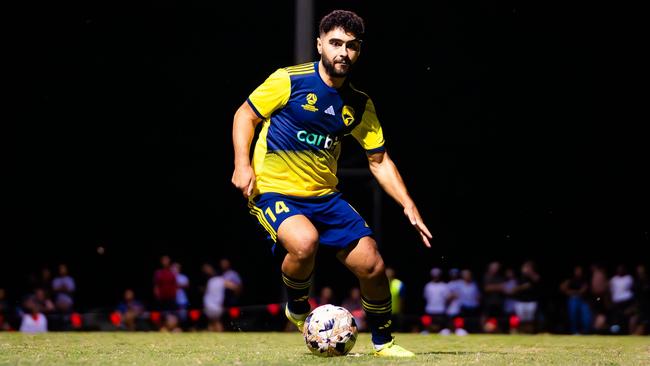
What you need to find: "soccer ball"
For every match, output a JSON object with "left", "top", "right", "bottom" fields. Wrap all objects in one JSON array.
[{"left": 303, "top": 304, "right": 358, "bottom": 357}]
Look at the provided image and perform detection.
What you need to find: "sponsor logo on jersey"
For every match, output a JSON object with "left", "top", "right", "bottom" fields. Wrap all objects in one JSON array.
[
  {"left": 324, "top": 105, "right": 335, "bottom": 115},
  {"left": 296, "top": 130, "right": 340, "bottom": 150}
]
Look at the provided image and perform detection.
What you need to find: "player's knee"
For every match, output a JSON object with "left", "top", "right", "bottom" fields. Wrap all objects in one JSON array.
[
  {"left": 291, "top": 241, "right": 318, "bottom": 262},
  {"left": 370, "top": 260, "right": 386, "bottom": 279},
  {"left": 357, "top": 258, "right": 385, "bottom": 280}
]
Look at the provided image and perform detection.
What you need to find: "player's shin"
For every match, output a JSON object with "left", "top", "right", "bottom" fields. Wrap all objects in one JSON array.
[
  {"left": 361, "top": 295, "right": 393, "bottom": 346},
  {"left": 282, "top": 272, "right": 313, "bottom": 315}
]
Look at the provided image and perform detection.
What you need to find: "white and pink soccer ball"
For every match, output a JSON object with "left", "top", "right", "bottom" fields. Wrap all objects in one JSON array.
[{"left": 303, "top": 304, "right": 358, "bottom": 357}]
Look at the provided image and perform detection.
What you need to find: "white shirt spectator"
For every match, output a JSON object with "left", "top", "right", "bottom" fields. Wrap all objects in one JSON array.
[
  {"left": 203, "top": 276, "right": 225, "bottom": 319},
  {"left": 20, "top": 313, "right": 48, "bottom": 333},
  {"left": 446, "top": 279, "right": 464, "bottom": 316},
  {"left": 610, "top": 274, "right": 634, "bottom": 303},
  {"left": 223, "top": 269, "right": 242, "bottom": 287},
  {"left": 458, "top": 281, "right": 481, "bottom": 308},
  {"left": 424, "top": 281, "right": 450, "bottom": 315}
]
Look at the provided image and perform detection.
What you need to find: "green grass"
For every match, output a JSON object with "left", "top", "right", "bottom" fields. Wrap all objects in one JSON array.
[{"left": 1, "top": 332, "right": 648, "bottom": 365}]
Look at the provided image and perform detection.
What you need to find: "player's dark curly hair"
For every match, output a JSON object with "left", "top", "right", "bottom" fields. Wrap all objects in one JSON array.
[{"left": 318, "top": 10, "right": 365, "bottom": 38}]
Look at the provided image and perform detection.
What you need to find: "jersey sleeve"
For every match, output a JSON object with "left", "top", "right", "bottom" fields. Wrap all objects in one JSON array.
[
  {"left": 350, "top": 97, "right": 385, "bottom": 153},
  {"left": 247, "top": 68, "right": 291, "bottom": 119}
]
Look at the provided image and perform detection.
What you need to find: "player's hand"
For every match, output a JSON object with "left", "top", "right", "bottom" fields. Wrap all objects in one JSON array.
[
  {"left": 231, "top": 165, "right": 256, "bottom": 198},
  {"left": 404, "top": 205, "right": 433, "bottom": 248}
]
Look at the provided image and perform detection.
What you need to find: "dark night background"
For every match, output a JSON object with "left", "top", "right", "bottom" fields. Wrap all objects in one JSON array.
[{"left": 5, "top": 0, "right": 648, "bottom": 317}]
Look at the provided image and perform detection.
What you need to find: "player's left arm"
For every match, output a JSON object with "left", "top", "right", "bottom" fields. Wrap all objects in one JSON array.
[{"left": 367, "top": 150, "right": 433, "bottom": 247}]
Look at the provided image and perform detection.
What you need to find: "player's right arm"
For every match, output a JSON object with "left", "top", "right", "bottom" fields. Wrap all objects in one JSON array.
[
  {"left": 231, "top": 68, "right": 291, "bottom": 198},
  {"left": 231, "top": 101, "right": 262, "bottom": 198}
]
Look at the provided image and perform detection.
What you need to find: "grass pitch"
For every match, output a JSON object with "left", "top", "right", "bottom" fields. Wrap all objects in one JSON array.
[{"left": 1, "top": 332, "right": 648, "bottom": 365}]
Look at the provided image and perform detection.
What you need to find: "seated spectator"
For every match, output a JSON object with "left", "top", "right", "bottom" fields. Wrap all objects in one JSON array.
[
  {"left": 160, "top": 312, "right": 182, "bottom": 333},
  {"left": 19, "top": 297, "right": 47, "bottom": 333},
  {"left": 116, "top": 289, "right": 145, "bottom": 331}
]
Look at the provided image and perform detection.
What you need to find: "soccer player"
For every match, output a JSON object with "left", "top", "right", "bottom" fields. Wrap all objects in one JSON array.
[{"left": 231, "top": 9, "right": 432, "bottom": 357}]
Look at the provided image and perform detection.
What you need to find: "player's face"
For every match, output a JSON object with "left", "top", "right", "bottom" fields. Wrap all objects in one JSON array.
[{"left": 317, "top": 27, "right": 361, "bottom": 78}]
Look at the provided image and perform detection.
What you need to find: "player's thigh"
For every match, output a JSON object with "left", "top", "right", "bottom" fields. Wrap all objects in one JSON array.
[
  {"left": 336, "top": 236, "right": 385, "bottom": 278},
  {"left": 277, "top": 214, "right": 319, "bottom": 258}
]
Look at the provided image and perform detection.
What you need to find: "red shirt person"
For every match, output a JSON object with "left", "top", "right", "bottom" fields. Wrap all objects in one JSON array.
[{"left": 153, "top": 255, "right": 178, "bottom": 312}]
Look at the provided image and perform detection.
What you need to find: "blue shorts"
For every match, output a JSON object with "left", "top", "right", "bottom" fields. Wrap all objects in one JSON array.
[{"left": 248, "top": 192, "right": 373, "bottom": 252}]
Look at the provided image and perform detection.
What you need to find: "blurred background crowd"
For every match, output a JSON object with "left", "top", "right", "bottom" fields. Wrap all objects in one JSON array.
[{"left": 2, "top": 254, "right": 647, "bottom": 336}]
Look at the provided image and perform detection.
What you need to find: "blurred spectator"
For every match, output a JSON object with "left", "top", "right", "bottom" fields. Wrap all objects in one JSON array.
[
  {"left": 609, "top": 264, "right": 634, "bottom": 334},
  {"left": 631, "top": 264, "right": 649, "bottom": 335},
  {"left": 512, "top": 260, "right": 541, "bottom": 334},
  {"left": 0, "top": 288, "right": 13, "bottom": 331},
  {"left": 171, "top": 262, "right": 190, "bottom": 321},
  {"left": 560, "top": 265, "right": 592, "bottom": 334},
  {"left": 32, "top": 287, "right": 55, "bottom": 315},
  {"left": 19, "top": 296, "right": 47, "bottom": 333},
  {"left": 502, "top": 267, "right": 518, "bottom": 318},
  {"left": 153, "top": 255, "right": 178, "bottom": 312},
  {"left": 386, "top": 267, "right": 406, "bottom": 331},
  {"left": 315, "top": 286, "right": 335, "bottom": 306},
  {"left": 589, "top": 263, "right": 610, "bottom": 333},
  {"left": 458, "top": 269, "right": 481, "bottom": 333},
  {"left": 116, "top": 288, "right": 145, "bottom": 331},
  {"left": 28, "top": 266, "right": 53, "bottom": 298},
  {"left": 202, "top": 263, "right": 225, "bottom": 332},
  {"left": 482, "top": 261, "right": 506, "bottom": 333},
  {"left": 160, "top": 312, "right": 182, "bottom": 333},
  {"left": 342, "top": 287, "right": 366, "bottom": 331},
  {"left": 303, "top": 285, "right": 336, "bottom": 320},
  {"left": 52, "top": 263, "right": 76, "bottom": 313},
  {"left": 423, "top": 267, "right": 450, "bottom": 334},
  {"left": 219, "top": 258, "right": 243, "bottom": 307},
  {"left": 446, "top": 268, "right": 465, "bottom": 335}
]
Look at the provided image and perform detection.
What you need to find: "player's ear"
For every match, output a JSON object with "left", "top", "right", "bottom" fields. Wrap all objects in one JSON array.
[{"left": 316, "top": 37, "right": 322, "bottom": 55}]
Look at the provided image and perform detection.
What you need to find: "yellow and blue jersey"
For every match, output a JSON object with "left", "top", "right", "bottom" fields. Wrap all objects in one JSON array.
[{"left": 247, "top": 61, "right": 385, "bottom": 198}]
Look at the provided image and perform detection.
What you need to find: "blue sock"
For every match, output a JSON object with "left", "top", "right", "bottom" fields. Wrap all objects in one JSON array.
[
  {"left": 282, "top": 272, "right": 312, "bottom": 315},
  {"left": 362, "top": 295, "right": 392, "bottom": 345}
]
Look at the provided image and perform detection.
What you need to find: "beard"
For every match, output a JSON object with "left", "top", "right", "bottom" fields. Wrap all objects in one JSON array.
[{"left": 321, "top": 56, "right": 353, "bottom": 78}]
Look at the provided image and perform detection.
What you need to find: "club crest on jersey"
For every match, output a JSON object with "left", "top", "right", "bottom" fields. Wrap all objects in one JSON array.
[
  {"left": 342, "top": 105, "right": 355, "bottom": 126},
  {"left": 302, "top": 93, "right": 319, "bottom": 112}
]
